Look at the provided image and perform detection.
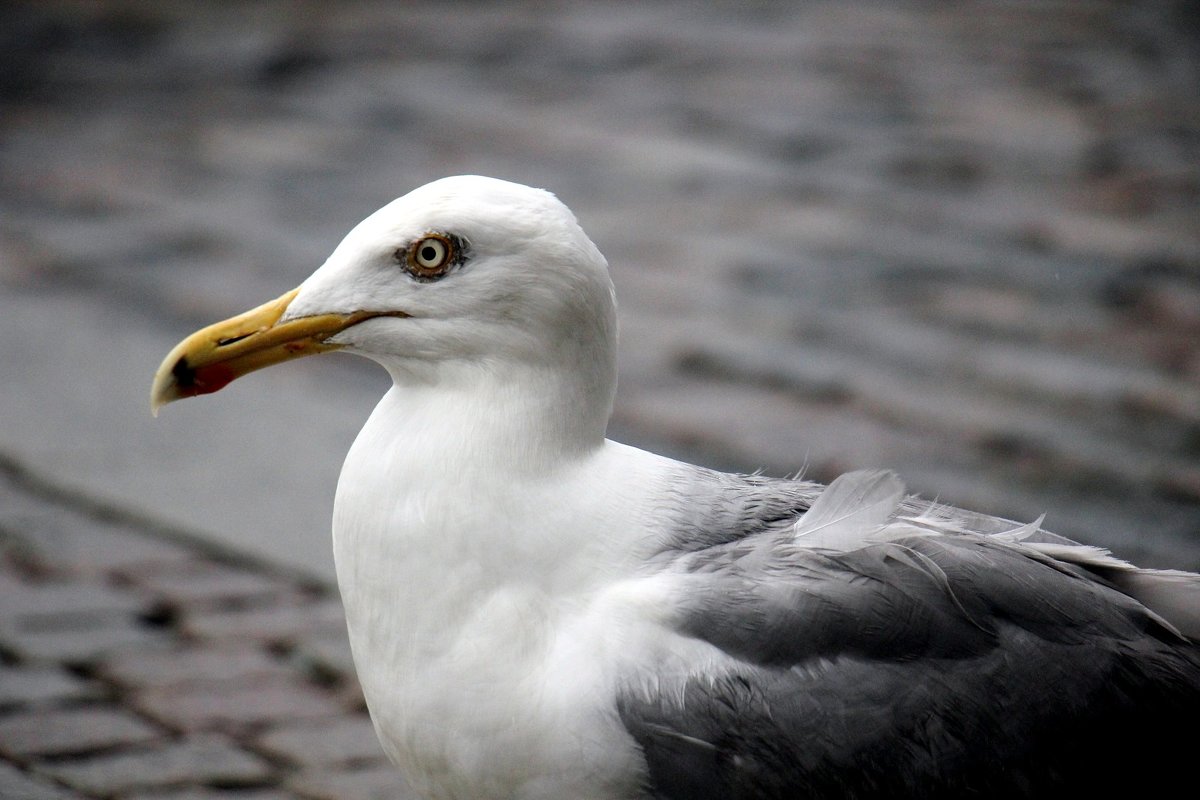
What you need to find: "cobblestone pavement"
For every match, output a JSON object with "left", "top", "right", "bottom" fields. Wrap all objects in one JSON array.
[
  {"left": 1, "top": 1, "right": 1198, "bottom": 795},
  {"left": 1, "top": 458, "right": 412, "bottom": 799}
]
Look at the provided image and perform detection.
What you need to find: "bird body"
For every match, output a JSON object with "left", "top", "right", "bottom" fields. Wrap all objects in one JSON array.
[{"left": 153, "top": 176, "right": 1200, "bottom": 799}]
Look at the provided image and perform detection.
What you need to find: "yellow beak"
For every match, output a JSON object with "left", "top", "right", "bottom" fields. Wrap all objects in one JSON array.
[{"left": 150, "top": 287, "right": 405, "bottom": 414}]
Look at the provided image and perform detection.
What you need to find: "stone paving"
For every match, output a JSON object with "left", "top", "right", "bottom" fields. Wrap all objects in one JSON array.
[
  {"left": 1, "top": 1, "right": 1198, "bottom": 796},
  {"left": 0, "top": 458, "right": 412, "bottom": 799}
]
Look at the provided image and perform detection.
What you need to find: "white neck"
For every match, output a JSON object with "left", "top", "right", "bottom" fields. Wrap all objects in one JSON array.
[
  {"left": 331, "top": 359, "right": 654, "bottom": 600},
  {"left": 328, "top": 362, "right": 673, "bottom": 797},
  {"left": 378, "top": 356, "right": 613, "bottom": 473}
]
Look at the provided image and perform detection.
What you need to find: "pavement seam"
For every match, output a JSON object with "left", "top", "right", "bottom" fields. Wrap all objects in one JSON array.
[{"left": 0, "top": 449, "right": 332, "bottom": 593}]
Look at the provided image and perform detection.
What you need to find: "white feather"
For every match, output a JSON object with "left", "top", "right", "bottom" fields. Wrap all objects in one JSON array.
[{"left": 792, "top": 469, "right": 905, "bottom": 550}]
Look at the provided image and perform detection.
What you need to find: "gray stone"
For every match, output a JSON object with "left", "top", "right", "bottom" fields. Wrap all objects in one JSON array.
[
  {"left": 0, "top": 761, "right": 84, "bottom": 800},
  {"left": 0, "top": 576, "right": 151, "bottom": 621},
  {"left": 120, "top": 559, "right": 293, "bottom": 608},
  {"left": 4, "top": 510, "right": 193, "bottom": 578},
  {"left": 134, "top": 674, "right": 346, "bottom": 732},
  {"left": 183, "top": 599, "right": 346, "bottom": 643},
  {"left": 99, "top": 642, "right": 291, "bottom": 690},
  {"left": 123, "top": 789, "right": 295, "bottom": 800},
  {"left": 42, "top": 735, "right": 272, "bottom": 795},
  {"left": 0, "top": 706, "right": 162, "bottom": 758},
  {"left": 288, "top": 763, "right": 417, "bottom": 800},
  {"left": 0, "top": 664, "right": 101, "bottom": 709},
  {"left": 0, "top": 613, "right": 169, "bottom": 664},
  {"left": 256, "top": 715, "right": 386, "bottom": 768}
]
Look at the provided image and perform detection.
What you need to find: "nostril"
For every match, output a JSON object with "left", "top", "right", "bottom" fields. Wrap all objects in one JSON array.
[{"left": 216, "top": 333, "right": 252, "bottom": 347}]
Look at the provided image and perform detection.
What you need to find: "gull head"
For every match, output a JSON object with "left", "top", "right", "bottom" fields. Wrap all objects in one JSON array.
[{"left": 150, "top": 176, "right": 618, "bottom": 418}]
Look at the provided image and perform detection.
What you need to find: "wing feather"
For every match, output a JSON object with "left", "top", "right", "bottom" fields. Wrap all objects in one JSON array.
[
  {"left": 791, "top": 470, "right": 904, "bottom": 550},
  {"left": 620, "top": 471, "right": 1200, "bottom": 799}
]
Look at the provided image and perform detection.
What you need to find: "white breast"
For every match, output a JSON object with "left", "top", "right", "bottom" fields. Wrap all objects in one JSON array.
[{"left": 331, "top": 387, "right": 676, "bottom": 799}]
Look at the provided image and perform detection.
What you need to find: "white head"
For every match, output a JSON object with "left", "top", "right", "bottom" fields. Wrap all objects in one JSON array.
[
  {"left": 151, "top": 176, "right": 619, "bottom": 449},
  {"left": 292, "top": 176, "right": 616, "bottom": 375}
]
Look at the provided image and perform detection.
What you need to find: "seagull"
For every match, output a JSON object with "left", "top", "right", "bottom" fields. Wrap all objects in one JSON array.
[{"left": 152, "top": 176, "right": 1200, "bottom": 799}]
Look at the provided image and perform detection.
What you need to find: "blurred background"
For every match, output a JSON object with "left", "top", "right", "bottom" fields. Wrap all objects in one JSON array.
[{"left": 2, "top": 0, "right": 1198, "bottom": 579}]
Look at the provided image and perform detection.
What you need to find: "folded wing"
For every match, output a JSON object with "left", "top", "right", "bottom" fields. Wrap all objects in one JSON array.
[{"left": 618, "top": 471, "right": 1200, "bottom": 799}]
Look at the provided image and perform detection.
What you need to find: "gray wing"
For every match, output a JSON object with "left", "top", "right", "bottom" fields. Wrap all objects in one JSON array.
[{"left": 618, "top": 510, "right": 1200, "bottom": 799}]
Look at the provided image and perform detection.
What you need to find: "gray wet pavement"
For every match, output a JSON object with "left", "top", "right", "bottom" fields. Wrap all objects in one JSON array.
[
  {"left": 1, "top": 456, "right": 414, "bottom": 799},
  {"left": 1, "top": 2, "right": 1199, "bottom": 795}
]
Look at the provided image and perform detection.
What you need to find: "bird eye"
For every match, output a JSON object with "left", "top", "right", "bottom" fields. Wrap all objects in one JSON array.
[{"left": 403, "top": 234, "right": 457, "bottom": 279}]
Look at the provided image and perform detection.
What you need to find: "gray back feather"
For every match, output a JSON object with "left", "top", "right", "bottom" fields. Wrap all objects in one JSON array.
[{"left": 619, "top": 468, "right": 1200, "bottom": 799}]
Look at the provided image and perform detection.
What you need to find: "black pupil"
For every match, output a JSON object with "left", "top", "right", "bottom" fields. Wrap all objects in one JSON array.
[{"left": 420, "top": 244, "right": 440, "bottom": 263}]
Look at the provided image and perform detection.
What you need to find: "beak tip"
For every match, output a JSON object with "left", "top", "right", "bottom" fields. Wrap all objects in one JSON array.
[
  {"left": 149, "top": 381, "right": 171, "bottom": 417},
  {"left": 150, "top": 355, "right": 182, "bottom": 417},
  {"left": 147, "top": 286, "right": 353, "bottom": 416}
]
